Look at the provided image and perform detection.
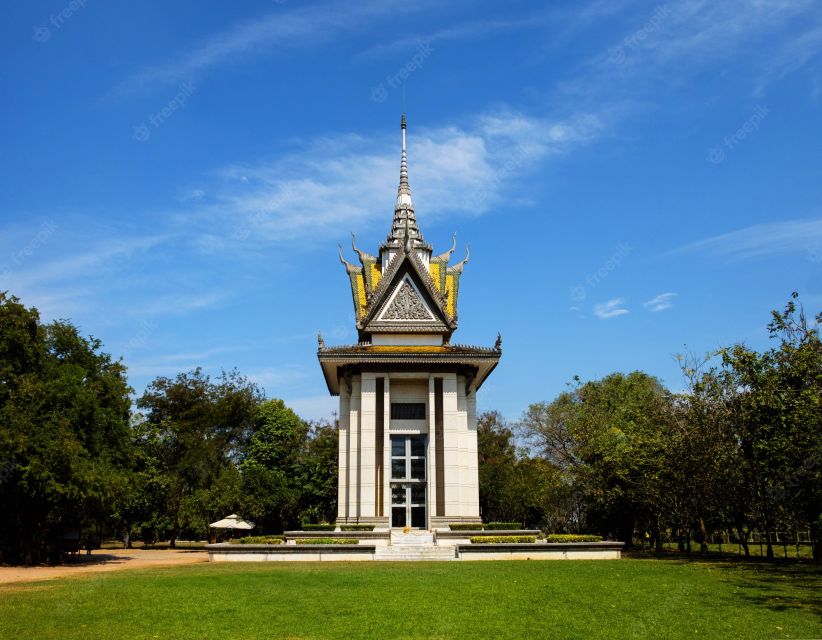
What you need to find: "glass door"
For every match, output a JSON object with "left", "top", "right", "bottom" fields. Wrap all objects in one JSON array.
[{"left": 390, "top": 435, "right": 427, "bottom": 528}]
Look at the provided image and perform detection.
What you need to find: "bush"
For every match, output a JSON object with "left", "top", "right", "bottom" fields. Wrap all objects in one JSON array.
[
  {"left": 295, "top": 538, "right": 356, "bottom": 545},
  {"left": 470, "top": 536, "right": 536, "bottom": 544},
  {"left": 544, "top": 534, "right": 603, "bottom": 543},
  {"left": 234, "top": 536, "right": 284, "bottom": 545},
  {"left": 449, "top": 523, "right": 485, "bottom": 531},
  {"left": 485, "top": 522, "right": 522, "bottom": 530},
  {"left": 301, "top": 524, "right": 336, "bottom": 531},
  {"left": 340, "top": 525, "right": 374, "bottom": 531}
]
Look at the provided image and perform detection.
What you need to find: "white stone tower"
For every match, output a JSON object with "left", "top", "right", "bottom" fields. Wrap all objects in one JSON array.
[{"left": 317, "top": 115, "right": 501, "bottom": 529}]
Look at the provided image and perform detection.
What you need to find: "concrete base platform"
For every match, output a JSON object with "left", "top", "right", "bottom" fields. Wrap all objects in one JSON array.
[{"left": 207, "top": 538, "right": 624, "bottom": 562}]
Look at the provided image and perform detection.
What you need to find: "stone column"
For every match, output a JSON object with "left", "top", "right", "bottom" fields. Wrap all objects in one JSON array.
[
  {"left": 441, "top": 373, "right": 460, "bottom": 518},
  {"left": 382, "top": 376, "right": 392, "bottom": 523},
  {"left": 427, "top": 375, "right": 437, "bottom": 527},
  {"left": 348, "top": 375, "right": 361, "bottom": 522},
  {"left": 337, "top": 380, "right": 351, "bottom": 522},
  {"left": 359, "top": 373, "right": 377, "bottom": 519},
  {"left": 464, "top": 385, "right": 480, "bottom": 519}
]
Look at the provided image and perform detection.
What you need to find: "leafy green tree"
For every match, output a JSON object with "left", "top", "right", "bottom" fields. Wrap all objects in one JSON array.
[
  {"left": 240, "top": 399, "right": 308, "bottom": 532},
  {"left": 477, "top": 411, "right": 517, "bottom": 523},
  {"left": 523, "top": 372, "right": 674, "bottom": 545},
  {"left": 136, "top": 368, "right": 261, "bottom": 546},
  {"left": 297, "top": 420, "right": 338, "bottom": 525},
  {"left": 0, "top": 293, "right": 133, "bottom": 564},
  {"left": 717, "top": 293, "right": 822, "bottom": 559}
]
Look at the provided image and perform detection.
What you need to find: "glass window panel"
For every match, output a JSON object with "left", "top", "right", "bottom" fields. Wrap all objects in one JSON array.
[
  {"left": 391, "top": 403, "right": 426, "bottom": 420},
  {"left": 411, "top": 506, "right": 426, "bottom": 528},
  {"left": 392, "top": 507, "right": 406, "bottom": 528},
  {"left": 391, "top": 484, "right": 406, "bottom": 505},
  {"left": 391, "top": 437, "right": 406, "bottom": 457},
  {"left": 392, "top": 459, "right": 406, "bottom": 480},
  {"left": 410, "top": 437, "right": 426, "bottom": 457},
  {"left": 411, "top": 459, "right": 426, "bottom": 480},
  {"left": 411, "top": 484, "right": 425, "bottom": 504}
]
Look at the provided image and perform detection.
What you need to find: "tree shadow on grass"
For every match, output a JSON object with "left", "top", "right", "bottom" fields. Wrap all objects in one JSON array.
[{"left": 626, "top": 550, "right": 822, "bottom": 621}]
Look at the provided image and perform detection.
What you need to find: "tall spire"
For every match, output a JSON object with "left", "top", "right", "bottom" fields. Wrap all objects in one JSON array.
[
  {"left": 383, "top": 114, "right": 429, "bottom": 254},
  {"left": 397, "top": 113, "right": 412, "bottom": 207}
]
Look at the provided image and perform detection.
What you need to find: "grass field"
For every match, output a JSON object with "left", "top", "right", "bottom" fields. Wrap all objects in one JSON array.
[{"left": 0, "top": 558, "right": 819, "bottom": 639}]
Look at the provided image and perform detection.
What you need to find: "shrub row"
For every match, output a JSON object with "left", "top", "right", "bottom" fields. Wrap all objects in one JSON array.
[
  {"left": 449, "top": 522, "right": 523, "bottom": 531},
  {"left": 544, "top": 534, "right": 603, "bottom": 543},
  {"left": 301, "top": 524, "right": 336, "bottom": 531},
  {"left": 339, "top": 524, "right": 374, "bottom": 531},
  {"left": 470, "top": 536, "right": 536, "bottom": 544},
  {"left": 295, "top": 538, "right": 356, "bottom": 545},
  {"left": 233, "top": 536, "right": 284, "bottom": 545},
  {"left": 485, "top": 522, "right": 523, "bottom": 530}
]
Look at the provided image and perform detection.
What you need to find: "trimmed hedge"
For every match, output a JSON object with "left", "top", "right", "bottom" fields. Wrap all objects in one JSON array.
[
  {"left": 233, "top": 536, "right": 284, "bottom": 545},
  {"left": 470, "top": 535, "right": 536, "bottom": 544},
  {"left": 485, "top": 522, "right": 522, "bottom": 530},
  {"left": 340, "top": 525, "right": 374, "bottom": 531},
  {"left": 301, "top": 524, "right": 336, "bottom": 531},
  {"left": 544, "top": 534, "right": 603, "bottom": 543},
  {"left": 449, "top": 523, "right": 485, "bottom": 531},
  {"left": 295, "top": 538, "right": 356, "bottom": 545}
]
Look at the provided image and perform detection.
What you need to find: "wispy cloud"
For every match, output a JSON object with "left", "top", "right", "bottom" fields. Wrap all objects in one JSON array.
[
  {"left": 594, "top": 298, "right": 629, "bottom": 319},
  {"left": 565, "top": 0, "right": 822, "bottom": 102},
  {"left": 358, "top": 13, "right": 554, "bottom": 60},
  {"left": 112, "top": 0, "right": 427, "bottom": 96},
  {"left": 184, "top": 108, "right": 604, "bottom": 246},
  {"left": 674, "top": 218, "right": 822, "bottom": 260},
  {"left": 643, "top": 292, "right": 677, "bottom": 312}
]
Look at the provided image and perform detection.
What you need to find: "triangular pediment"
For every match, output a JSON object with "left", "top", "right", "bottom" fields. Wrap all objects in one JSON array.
[
  {"left": 360, "top": 253, "right": 453, "bottom": 335},
  {"left": 378, "top": 277, "right": 437, "bottom": 322}
]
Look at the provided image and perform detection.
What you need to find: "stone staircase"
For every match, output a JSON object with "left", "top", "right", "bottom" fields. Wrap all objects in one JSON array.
[{"left": 373, "top": 530, "right": 457, "bottom": 561}]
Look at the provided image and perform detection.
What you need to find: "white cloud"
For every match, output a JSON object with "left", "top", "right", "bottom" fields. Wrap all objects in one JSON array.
[
  {"left": 184, "top": 109, "right": 604, "bottom": 245},
  {"left": 643, "top": 292, "right": 677, "bottom": 312},
  {"left": 112, "top": 0, "right": 428, "bottom": 95},
  {"left": 675, "top": 218, "right": 822, "bottom": 260},
  {"left": 565, "top": 0, "right": 822, "bottom": 101},
  {"left": 594, "top": 298, "right": 629, "bottom": 319},
  {"left": 358, "top": 13, "right": 554, "bottom": 59}
]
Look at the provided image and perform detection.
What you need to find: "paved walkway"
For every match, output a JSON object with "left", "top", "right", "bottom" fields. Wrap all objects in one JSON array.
[{"left": 0, "top": 549, "right": 207, "bottom": 585}]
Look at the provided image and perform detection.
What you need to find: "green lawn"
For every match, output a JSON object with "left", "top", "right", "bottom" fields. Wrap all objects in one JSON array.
[{"left": 1, "top": 559, "right": 819, "bottom": 639}]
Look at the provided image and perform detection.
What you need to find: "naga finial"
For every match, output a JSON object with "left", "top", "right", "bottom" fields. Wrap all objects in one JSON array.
[
  {"left": 451, "top": 243, "right": 470, "bottom": 272},
  {"left": 495, "top": 333, "right": 502, "bottom": 351},
  {"left": 433, "top": 233, "right": 457, "bottom": 262},
  {"left": 338, "top": 244, "right": 358, "bottom": 272},
  {"left": 351, "top": 232, "right": 376, "bottom": 263}
]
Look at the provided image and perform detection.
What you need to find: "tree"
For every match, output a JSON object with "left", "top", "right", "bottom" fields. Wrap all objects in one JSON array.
[
  {"left": 240, "top": 399, "right": 308, "bottom": 532},
  {"left": 136, "top": 368, "right": 261, "bottom": 546},
  {"left": 522, "top": 372, "right": 674, "bottom": 545},
  {"left": 297, "top": 420, "right": 338, "bottom": 526},
  {"left": 0, "top": 293, "right": 133, "bottom": 564},
  {"left": 477, "top": 411, "right": 517, "bottom": 523}
]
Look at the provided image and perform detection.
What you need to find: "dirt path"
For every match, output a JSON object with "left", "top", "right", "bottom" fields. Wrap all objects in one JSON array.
[{"left": 0, "top": 549, "right": 207, "bottom": 585}]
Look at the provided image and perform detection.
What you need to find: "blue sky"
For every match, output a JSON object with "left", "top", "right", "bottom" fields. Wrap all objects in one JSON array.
[{"left": 2, "top": 0, "right": 821, "bottom": 421}]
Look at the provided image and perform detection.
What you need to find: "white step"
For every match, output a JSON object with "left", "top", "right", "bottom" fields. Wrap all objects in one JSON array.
[
  {"left": 390, "top": 531, "right": 434, "bottom": 546},
  {"left": 374, "top": 545, "right": 456, "bottom": 561}
]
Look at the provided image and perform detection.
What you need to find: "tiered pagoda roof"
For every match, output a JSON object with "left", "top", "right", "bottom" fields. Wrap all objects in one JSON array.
[{"left": 318, "top": 115, "right": 501, "bottom": 395}]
